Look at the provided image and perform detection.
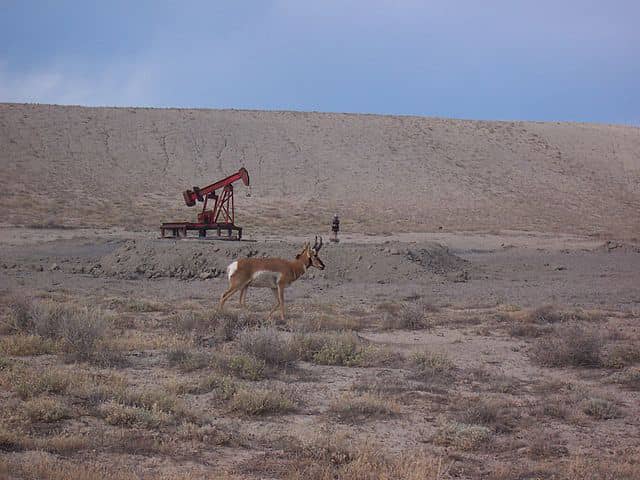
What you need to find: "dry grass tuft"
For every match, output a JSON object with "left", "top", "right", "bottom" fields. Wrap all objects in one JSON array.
[
  {"left": 526, "top": 306, "right": 605, "bottom": 324},
  {"left": 534, "top": 395, "right": 571, "bottom": 421},
  {"left": 292, "top": 331, "right": 398, "bottom": 367},
  {"left": 294, "top": 313, "right": 362, "bottom": 332},
  {"left": 610, "top": 368, "right": 640, "bottom": 391},
  {"left": 1, "top": 294, "right": 34, "bottom": 334},
  {"left": 237, "top": 327, "right": 297, "bottom": 367},
  {"left": 5, "top": 367, "right": 72, "bottom": 399},
  {"left": 171, "top": 309, "right": 249, "bottom": 343},
  {"left": 174, "top": 374, "right": 237, "bottom": 398},
  {"left": 296, "top": 446, "right": 450, "bottom": 480},
  {"left": 117, "top": 388, "right": 179, "bottom": 414},
  {"left": 455, "top": 397, "right": 519, "bottom": 433},
  {"left": 23, "top": 397, "right": 71, "bottom": 423},
  {"left": 564, "top": 454, "right": 640, "bottom": 479},
  {"left": 99, "top": 401, "right": 172, "bottom": 428},
  {"left": 328, "top": 394, "right": 400, "bottom": 423},
  {"left": 65, "top": 371, "right": 128, "bottom": 406},
  {"left": 212, "top": 352, "right": 266, "bottom": 381},
  {"left": 409, "top": 351, "right": 456, "bottom": 385},
  {"left": 0, "top": 334, "right": 57, "bottom": 356},
  {"left": 482, "top": 373, "right": 523, "bottom": 395},
  {"left": 351, "top": 375, "right": 411, "bottom": 395},
  {"left": 170, "top": 310, "right": 214, "bottom": 334},
  {"left": 604, "top": 343, "right": 640, "bottom": 369},
  {"left": 53, "top": 307, "right": 107, "bottom": 361},
  {"left": 33, "top": 301, "right": 107, "bottom": 347},
  {"left": 527, "top": 429, "right": 569, "bottom": 459},
  {"left": 0, "top": 423, "right": 25, "bottom": 452},
  {"left": 4, "top": 300, "right": 109, "bottom": 361},
  {"left": 229, "top": 386, "right": 296, "bottom": 416},
  {"left": 166, "top": 349, "right": 211, "bottom": 372},
  {"left": 530, "top": 324, "right": 602, "bottom": 367},
  {"left": 0, "top": 355, "right": 11, "bottom": 370},
  {"left": 0, "top": 451, "right": 142, "bottom": 480},
  {"left": 433, "top": 420, "right": 492, "bottom": 451},
  {"left": 107, "top": 297, "right": 166, "bottom": 312},
  {"left": 177, "top": 422, "right": 247, "bottom": 448},
  {"left": 581, "top": 397, "right": 621, "bottom": 420},
  {"left": 277, "top": 434, "right": 449, "bottom": 480},
  {"left": 33, "top": 433, "right": 91, "bottom": 455},
  {"left": 381, "top": 301, "right": 436, "bottom": 330},
  {"left": 508, "top": 306, "right": 605, "bottom": 338},
  {"left": 508, "top": 322, "right": 550, "bottom": 338}
]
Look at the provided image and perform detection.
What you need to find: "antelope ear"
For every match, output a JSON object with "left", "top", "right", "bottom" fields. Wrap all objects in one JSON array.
[{"left": 302, "top": 242, "right": 310, "bottom": 251}]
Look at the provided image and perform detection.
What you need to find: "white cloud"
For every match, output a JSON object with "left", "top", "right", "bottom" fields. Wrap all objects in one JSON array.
[{"left": 0, "top": 59, "right": 156, "bottom": 107}]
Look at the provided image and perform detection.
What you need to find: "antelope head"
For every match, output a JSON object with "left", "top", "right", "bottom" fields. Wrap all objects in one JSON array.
[{"left": 298, "top": 236, "right": 325, "bottom": 270}]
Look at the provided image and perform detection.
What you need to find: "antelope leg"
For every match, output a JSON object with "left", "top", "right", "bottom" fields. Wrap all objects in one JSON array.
[
  {"left": 267, "top": 288, "right": 280, "bottom": 319},
  {"left": 239, "top": 286, "right": 249, "bottom": 306},
  {"left": 278, "top": 285, "right": 286, "bottom": 321}
]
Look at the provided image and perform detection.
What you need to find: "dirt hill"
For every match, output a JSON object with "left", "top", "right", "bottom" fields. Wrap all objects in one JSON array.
[{"left": 1, "top": 103, "right": 639, "bottom": 236}]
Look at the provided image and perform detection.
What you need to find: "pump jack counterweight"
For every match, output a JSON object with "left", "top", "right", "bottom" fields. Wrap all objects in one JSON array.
[{"left": 161, "top": 168, "right": 250, "bottom": 240}]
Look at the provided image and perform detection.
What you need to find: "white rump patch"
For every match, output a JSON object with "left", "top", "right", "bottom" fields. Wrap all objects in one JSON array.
[
  {"left": 227, "top": 261, "right": 238, "bottom": 280},
  {"left": 249, "top": 270, "right": 281, "bottom": 288}
]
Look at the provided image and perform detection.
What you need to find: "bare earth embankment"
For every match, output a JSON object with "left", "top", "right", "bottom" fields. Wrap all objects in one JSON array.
[
  {"left": 1, "top": 103, "right": 639, "bottom": 236},
  {"left": 1, "top": 104, "right": 640, "bottom": 479}
]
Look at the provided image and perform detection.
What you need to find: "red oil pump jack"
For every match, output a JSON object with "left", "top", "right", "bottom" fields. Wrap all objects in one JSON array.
[{"left": 161, "top": 167, "right": 250, "bottom": 239}]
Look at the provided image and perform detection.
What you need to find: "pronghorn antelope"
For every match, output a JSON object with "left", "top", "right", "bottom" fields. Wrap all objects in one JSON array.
[{"left": 219, "top": 237, "right": 325, "bottom": 321}]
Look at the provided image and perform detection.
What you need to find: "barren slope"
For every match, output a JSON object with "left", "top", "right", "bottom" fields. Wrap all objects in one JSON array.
[{"left": 1, "top": 103, "right": 639, "bottom": 236}]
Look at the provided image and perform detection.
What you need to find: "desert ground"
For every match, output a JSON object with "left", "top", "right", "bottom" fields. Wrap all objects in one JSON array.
[{"left": 1, "top": 104, "right": 640, "bottom": 479}]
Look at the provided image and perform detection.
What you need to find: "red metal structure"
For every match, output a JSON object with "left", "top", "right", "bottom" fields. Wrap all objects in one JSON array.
[{"left": 161, "top": 167, "right": 250, "bottom": 239}]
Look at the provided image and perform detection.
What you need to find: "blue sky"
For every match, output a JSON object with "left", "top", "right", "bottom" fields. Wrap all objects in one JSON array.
[{"left": 1, "top": 1, "right": 638, "bottom": 124}]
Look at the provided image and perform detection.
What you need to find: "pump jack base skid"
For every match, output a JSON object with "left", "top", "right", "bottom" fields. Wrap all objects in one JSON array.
[{"left": 160, "top": 222, "right": 242, "bottom": 240}]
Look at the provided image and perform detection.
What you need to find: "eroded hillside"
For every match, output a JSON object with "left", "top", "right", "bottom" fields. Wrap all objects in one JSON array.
[{"left": 1, "top": 103, "right": 639, "bottom": 236}]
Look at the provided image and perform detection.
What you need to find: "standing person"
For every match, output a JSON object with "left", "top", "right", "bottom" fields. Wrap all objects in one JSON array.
[{"left": 331, "top": 214, "right": 340, "bottom": 242}]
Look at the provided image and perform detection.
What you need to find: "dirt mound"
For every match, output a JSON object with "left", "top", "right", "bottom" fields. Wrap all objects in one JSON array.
[{"left": 95, "top": 239, "right": 468, "bottom": 283}]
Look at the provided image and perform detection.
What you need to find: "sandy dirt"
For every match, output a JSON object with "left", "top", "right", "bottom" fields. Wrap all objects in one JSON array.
[
  {"left": 1, "top": 227, "right": 639, "bottom": 478},
  {"left": 1, "top": 105, "right": 640, "bottom": 479}
]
